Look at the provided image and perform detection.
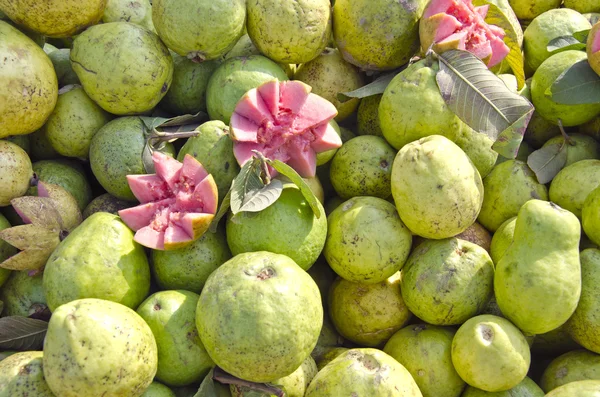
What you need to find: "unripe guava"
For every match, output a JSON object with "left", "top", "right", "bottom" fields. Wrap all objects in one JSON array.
[
  {"left": 462, "top": 377, "right": 544, "bottom": 396},
  {"left": 31, "top": 159, "right": 93, "bottom": 210},
  {"left": 103, "top": 0, "right": 155, "bottom": 32},
  {"left": 82, "top": 193, "right": 132, "bottom": 219},
  {"left": 0, "top": 140, "right": 33, "bottom": 206},
  {"left": 357, "top": 94, "right": 384, "bottom": 137},
  {"left": 566, "top": 0, "right": 600, "bottom": 14},
  {"left": 141, "top": 382, "right": 176, "bottom": 397},
  {"left": 508, "top": 0, "right": 561, "bottom": 21},
  {"left": 550, "top": 159, "right": 600, "bottom": 219},
  {"left": 455, "top": 221, "right": 492, "bottom": 252},
  {"left": 0, "top": 270, "right": 46, "bottom": 317},
  {"left": 0, "top": 351, "right": 53, "bottom": 396},
  {"left": 47, "top": 49, "right": 80, "bottom": 87},
  {"left": 540, "top": 349, "right": 600, "bottom": 392},
  {"left": 489, "top": 216, "right": 516, "bottom": 264},
  {"left": 545, "top": 380, "right": 600, "bottom": 396},
  {"left": 543, "top": 134, "right": 600, "bottom": 166}
]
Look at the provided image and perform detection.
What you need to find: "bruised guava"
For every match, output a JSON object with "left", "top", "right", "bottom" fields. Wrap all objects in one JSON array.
[
  {"left": 419, "top": 0, "right": 510, "bottom": 67},
  {"left": 118, "top": 151, "right": 218, "bottom": 251},
  {"left": 229, "top": 79, "right": 343, "bottom": 178},
  {"left": 588, "top": 22, "right": 600, "bottom": 76}
]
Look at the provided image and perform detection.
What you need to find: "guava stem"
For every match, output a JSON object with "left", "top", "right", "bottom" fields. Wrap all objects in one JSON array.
[
  {"left": 212, "top": 367, "right": 284, "bottom": 397},
  {"left": 557, "top": 119, "right": 574, "bottom": 146}
]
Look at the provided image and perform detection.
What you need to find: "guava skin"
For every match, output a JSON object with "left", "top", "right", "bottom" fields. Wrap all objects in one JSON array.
[
  {"left": 550, "top": 159, "right": 600, "bottom": 219},
  {"left": 0, "top": 351, "right": 54, "bottom": 397},
  {"left": 540, "top": 349, "right": 600, "bottom": 392},
  {"left": 82, "top": 193, "right": 132, "bottom": 219},
  {"left": 0, "top": 214, "right": 15, "bottom": 287},
  {"left": 461, "top": 377, "right": 544, "bottom": 396},
  {"left": 0, "top": 140, "right": 33, "bottom": 207},
  {"left": 31, "top": 159, "right": 93, "bottom": 211},
  {"left": 0, "top": 270, "right": 46, "bottom": 317},
  {"left": 141, "top": 382, "right": 176, "bottom": 397},
  {"left": 545, "top": 380, "right": 600, "bottom": 396}
]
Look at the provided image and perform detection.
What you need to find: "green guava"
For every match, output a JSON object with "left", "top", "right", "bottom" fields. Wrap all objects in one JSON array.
[
  {"left": 177, "top": 120, "right": 240, "bottom": 201},
  {"left": 545, "top": 380, "right": 600, "bottom": 396},
  {"left": 357, "top": 94, "right": 384, "bottom": 137},
  {"left": 584, "top": 187, "right": 600, "bottom": 246},
  {"left": 531, "top": 324, "right": 581, "bottom": 356},
  {"left": 550, "top": 159, "right": 600, "bottom": 219},
  {"left": 495, "top": 141, "right": 533, "bottom": 166},
  {"left": 82, "top": 193, "right": 132, "bottom": 219},
  {"left": 477, "top": 160, "right": 549, "bottom": 232},
  {"left": 310, "top": 313, "right": 345, "bottom": 363},
  {"left": 43, "top": 212, "right": 151, "bottom": 311},
  {"left": 324, "top": 196, "right": 412, "bottom": 284},
  {"left": 461, "top": 377, "right": 544, "bottom": 396},
  {"left": 315, "top": 348, "right": 349, "bottom": 370},
  {"left": 42, "top": 85, "right": 112, "bottom": 159},
  {"left": 43, "top": 298, "right": 158, "bottom": 397},
  {"left": 71, "top": 22, "right": 174, "bottom": 115},
  {"left": 524, "top": 111, "right": 561, "bottom": 148},
  {"left": 508, "top": 0, "right": 561, "bottom": 21},
  {"left": 160, "top": 54, "right": 219, "bottom": 115},
  {"left": 141, "top": 382, "right": 176, "bottom": 397},
  {"left": 47, "top": 49, "right": 80, "bottom": 87},
  {"left": 455, "top": 221, "right": 493, "bottom": 252},
  {"left": 29, "top": 129, "right": 60, "bottom": 161},
  {"left": 332, "top": 0, "right": 425, "bottom": 70},
  {"left": 196, "top": 251, "right": 323, "bottom": 383},
  {"left": 391, "top": 135, "right": 484, "bottom": 239},
  {"left": 531, "top": 50, "right": 600, "bottom": 126},
  {"left": 566, "top": 249, "right": 600, "bottom": 353},
  {"left": 540, "top": 349, "right": 600, "bottom": 392},
  {"left": 0, "top": 140, "right": 33, "bottom": 206},
  {"left": 31, "top": 159, "right": 92, "bottom": 210},
  {"left": 328, "top": 272, "right": 412, "bottom": 347},
  {"left": 137, "top": 290, "right": 214, "bottom": 387},
  {"left": 226, "top": 185, "right": 327, "bottom": 271},
  {"left": 565, "top": 0, "right": 600, "bottom": 14},
  {"left": 152, "top": 0, "right": 245, "bottom": 61},
  {"left": 582, "top": 116, "right": 600, "bottom": 141},
  {"left": 543, "top": 134, "right": 600, "bottom": 166},
  {"left": 0, "top": 351, "right": 54, "bottom": 396},
  {"left": 89, "top": 117, "right": 175, "bottom": 201},
  {"left": 304, "top": 176, "right": 325, "bottom": 204},
  {"left": 401, "top": 238, "right": 494, "bottom": 325},
  {"left": 4, "top": 134, "right": 31, "bottom": 155},
  {"left": 490, "top": 217, "right": 516, "bottom": 264},
  {"left": 329, "top": 136, "right": 396, "bottom": 199},
  {"left": 384, "top": 324, "right": 465, "bottom": 397},
  {"left": 0, "top": 270, "right": 46, "bottom": 317},
  {"left": 305, "top": 348, "right": 423, "bottom": 396},
  {"left": 247, "top": 0, "right": 331, "bottom": 64},
  {"left": 0, "top": 22, "right": 57, "bottom": 138},
  {"left": 206, "top": 55, "right": 289, "bottom": 124},
  {"left": 225, "top": 34, "right": 296, "bottom": 78},
  {"left": 103, "top": 0, "right": 155, "bottom": 32},
  {"left": 294, "top": 48, "right": 364, "bottom": 121},
  {"left": 451, "top": 314, "right": 531, "bottom": 392},
  {"left": 151, "top": 227, "right": 231, "bottom": 294},
  {"left": 524, "top": 9, "right": 591, "bottom": 73}
]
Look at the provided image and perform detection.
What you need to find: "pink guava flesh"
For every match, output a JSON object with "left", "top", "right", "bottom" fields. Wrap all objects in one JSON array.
[
  {"left": 118, "top": 152, "right": 218, "bottom": 251},
  {"left": 422, "top": 0, "right": 510, "bottom": 67},
  {"left": 229, "top": 79, "right": 342, "bottom": 178}
]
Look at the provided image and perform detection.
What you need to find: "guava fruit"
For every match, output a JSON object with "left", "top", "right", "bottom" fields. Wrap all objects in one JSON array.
[
  {"left": 311, "top": 314, "right": 345, "bottom": 362},
  {"left": 71, "top": 22, "right": 173, "bottom": 115},
  {"left": 566, "top": 249, "right": 600, "bottom": 353},
  {"left": 461, "top": 377, "right": 544, "bottom": 396},
  {"left": 29, "top": 129, "right": 60, "bottom": 161},
  {"left": 328, "top": 272, "right": 412, "bottom": 347},
  {"left": 477, "top": 160, "right": 549, "bottom": 232},
  {"left": 225, "top": 34, "right": 296, "bottom": 79},
  {"left": 117, "top": 152, "right": 218, "bottom": 251},
  {"left": 549, "top": 159, "right": 600, "bottom": 219},
  {"left": 141, "top": 382, "right": 176, "bottom": 397},
  {"left": 391, "top": 135, "right": 484, "bottom": 239},
  {"left": 226, "top": 184, "right": 327, "bottom": 271},
  {"left": 384, "top": 324, "right": 465, "bottom": 397},
  {"left": 0, "top": 214, "right": 15, "bottom": 287},
  {"left": 532, "top": 50, "right": 600, "bottom": 126},
  {"left": 137, "top": 290, "right": 214, "bottom": 387},
  {"left": 324, "top": 196, "right": 412, "bottom": 284},
  {"left": 47, "top": 49, "right": 80, "bottom": 87},
  {"left": 531, "top": 324, "right": 581, "bottom": 356},
  {"left": 177, "top": 120, "right": 240, "bottom": 201},
  {"left": 315, "top": 347, "right": 349, "bottom": 370},
  {"left": 584, "top": 187, "right": 600, "bottom": 245},
  {"left": 540, "top": 349, "right": 600, "bottom": 392},
  {"left": 508, "top": 0, "right": 561, "bottom": 21},
  {"left": 160, "top": 54, "right": 219, "bottom": 116},
  {"left": 196, "top": 251, "right": 323, "bottom": 383},
  {"left": 247, "top": 0, "right": 331, "bottom": 64},
  {"left": 315, "top": 120, "right": 343, "bottom": 166},
  {"left": 401, "top": 238, "right": 494, "bottom": 325},
  {"left": 524, "top": 111, "right": 561, "bottom": 148},
  {"left": 231, "top": 356, "right": 318, "bottom": 397},
  {"left": 43, "top": 212, "right": 151, "bottom": 311},
  {"left": 0, "top": 22, "right": 58, "bottom": 138},
  {"left": 229, "top": 79, "right": 342, "bottom": 178},
  {"left": 568, "top": 0, "right": 600, "bottom": 15},
  {"left": 583, "top": 116, "right": 600, "bottom": 140},
  {"left": 89, "top": 117, "right": 175, "bottom": 201},
  {"left": 588, "top": 22, "right": 600, "bottom": 76},
  {"left": 304, "top": 176, "right": 325, "bottom": 204},
  {"left": 4, "top": 134, "right": 31, "bottom": 155},
  {"left": 419, "top": 0, "right": 510, "bottom": 67},
  {"left": 332, "top": 0, "right": 425, "bottom": 71},
  {"left": 206, "top": 55, "right": 289, "bottom": 124},
  {"left": 456, "top": 221, "right": 492, "bottom": 252},
  {"left": 103, "top": 0, "right": 155, "bottom": 32},
  {"left": 294, "top": 48, "right": 364, "bottom": 121},
  {"left": 0, "top": 270, "right": 46, "bottom": 317},
  {"left": 31, "top": 159, "right": 92, "bottom": 210},
  {"left": 524, "top": 9, "right": 592, "bottom": 74},
  {"left": 0, "top": 0, "right": 106, "bottom": 38},
  {"left": 305, "top": 348, "right": 423, "bottom": 396},
  {"left": 152, "top": 0, "right": 245, "bottom": 61},
  {"left": 42, "top": 85, "right": 112, "bottom": 159},
  {"left": 0, "top": 351, "right": 53, "bottom": 396},
  {"left": 0, "top": 141, "right": 33, "bottom": 206},
  {"left": 82, "top": 193, "right": 132, "bottom": 219},
  {"left": 357, "top": 94, "right": 384, "bottom": 137},
  {"left": 379, "top": 60, "right": 497, "bottom": 177},
  {"left": 490, "top": 216, "right": 516, "bottom": 264},
  {"left": 329, "top": 136, "right": 395, "bottom": 199},
  {"left": 495, "top": 200, "right": 581, "bottom": 335},
  {"left": 43, "top": 298, "right": 158, "bottom": 397},
  {"left": 151, "top": 226, "right": 231, "bottom": 294},
  {"left": 451, "top": 314, "right": 531, "bottom": 392},
  {"left": 544, "top": 134, "right": 600, "bottom": 166},
  {"left": 545, "top": 380, "right": 600, "bottom": 396}
]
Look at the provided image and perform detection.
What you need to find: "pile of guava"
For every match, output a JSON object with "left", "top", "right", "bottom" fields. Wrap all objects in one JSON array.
[{"left": 3, "top": 0, "right": 600, "bottom": 396}]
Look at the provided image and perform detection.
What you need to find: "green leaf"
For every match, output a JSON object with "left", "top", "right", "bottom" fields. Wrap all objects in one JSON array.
[
  {"left": 0, "top": 316, "right": 48, "bottom": 351},
  {"left": 142, "top": 142, "right": 157, "bottom": 174},
  {"left": 236, "top": 180, "right": 283, "bottom": 213},
  {"left": 139, "top": 112, "right": 206, "bottom": 132},
  {"left": 193, "top": 369, "right": 219, "bottom": 397},
  {"left": 230, "top": 157, "right": 282, "bottom": 215},
  {"left": 436, "top": 50, "right": 534, "bottom": 158},
  {"left": 573, "top": 29, "right": 590, "bottom": 43},
  {"left": 139, "top": 116, "right": 170, "bottom": 132},
  {"left": 268, "top": 159, "right": 322, "bottom": 219},
  {"left": 547, "top": 35, "right": 587, "bottom": 53},
  {"left": 337, "top": 71, "right": 400, "bottom": 102},
  {"left": 209, "top": 188, "right": 231, "bottom": 233},
  {"left": 527, "top": 141, "right": 568, "bottom": 184},
  {"left": 548, "top": 60, "right": 600, "bottom": 105}
]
